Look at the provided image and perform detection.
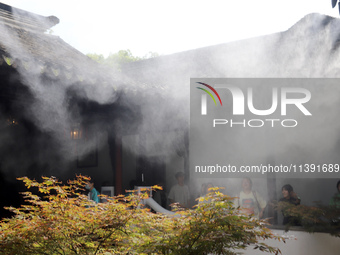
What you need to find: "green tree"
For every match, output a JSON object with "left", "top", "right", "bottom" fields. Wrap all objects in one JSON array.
[
  {"left": 104, "top": 49, "right": 141, "bottom": 69},
  {"left": 87, "top": 50, "right": 159, "bottom": 70},
  {"left": 86, "top": 53, "right": 105, "bottom": 64},
  {"left": 0, "top": 176, "right": 284, "bottom": 255}
]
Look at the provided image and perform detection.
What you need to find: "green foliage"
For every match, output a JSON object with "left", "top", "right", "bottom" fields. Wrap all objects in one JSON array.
[
  {"left": 87, "top": 50, "right": 159, "bottom": 70},
  {"left": 275, "top": 201, "right": 340, "bottom": 237},
  {"left": 86, "top": 53, "right": 105, "bottom": 64},
  {"left": 0, "top": 176, "right": 284, "bottom": 255}
]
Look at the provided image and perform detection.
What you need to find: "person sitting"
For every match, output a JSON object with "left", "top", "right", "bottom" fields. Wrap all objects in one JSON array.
[{"left": 85, "top": 181, "right": 100, "bottom": 203}]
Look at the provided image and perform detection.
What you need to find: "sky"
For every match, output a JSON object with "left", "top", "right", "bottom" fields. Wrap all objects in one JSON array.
[{"left": 2, "top": 0, "right": 340, "bottom": 58}]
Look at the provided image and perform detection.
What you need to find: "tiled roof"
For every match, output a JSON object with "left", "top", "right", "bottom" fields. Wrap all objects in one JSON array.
[
  {"left": 0, "top": 2, "right": 117, "bottom": 86},
  {"left": 122, "top": 13, "right": 340, "bottom": 86},
  {"left": 0, "top": 2, "right": 59, "bottom": 33},
  {"left": 0, "top": 27, "right": 100, "bottom": 82}
]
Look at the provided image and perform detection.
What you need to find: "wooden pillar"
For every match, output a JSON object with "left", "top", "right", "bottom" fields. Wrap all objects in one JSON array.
[
  {"left": 136, "top": 133, "right": 146, "bottom": 185},
  {"left": 267, "top": 176, "right": 278, "bottom": 224},
  {"left": 107, "top": 132, "right": 123, "bottom": 195},
  {"left": 115, "top": 136, "right": 123, "bottom": 195},
  {"left": 183, "top": 130, "right": 190, "bottom": 183}
]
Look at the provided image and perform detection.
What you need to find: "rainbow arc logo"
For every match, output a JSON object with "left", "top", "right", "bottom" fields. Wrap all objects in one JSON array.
[{"left": 196, "top": 82, "right": 223, "bottom": 106}]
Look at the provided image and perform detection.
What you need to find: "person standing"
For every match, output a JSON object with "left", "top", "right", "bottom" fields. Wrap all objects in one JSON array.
[
  {"left": 279, "top": 184, "right": 301, "bottom": 225},
  {"left": 234, "top": 177, "right": 267, "bottom": 219},
  {"left": 329, "top": 180, "right": 340, "bottom": 209},
  {"left": 168, "top": 172, "right": 190, "bottom": 209}
]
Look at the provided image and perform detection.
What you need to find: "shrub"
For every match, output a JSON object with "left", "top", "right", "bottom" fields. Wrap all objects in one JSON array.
[
  {"left": 276, "top": 200, "right": 340, "bottom": 236},
  {"left": 0, "top": 176, "right": 284, "bottom": 254}
]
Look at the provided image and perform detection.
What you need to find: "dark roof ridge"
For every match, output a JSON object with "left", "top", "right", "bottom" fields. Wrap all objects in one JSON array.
[
  {"left": 123, "top": 13, "right": 340, "bottom": 70},
  {"left": 0, "top": 2, "right": 59, "bottom": 32},
  {"left": 287, "top": 12, "right": 338, "bottom": 32}
]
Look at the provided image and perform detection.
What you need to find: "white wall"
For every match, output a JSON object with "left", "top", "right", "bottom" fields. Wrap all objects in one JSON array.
[{"left": 243, "top": 230, "right": 340, "bottom": 255}]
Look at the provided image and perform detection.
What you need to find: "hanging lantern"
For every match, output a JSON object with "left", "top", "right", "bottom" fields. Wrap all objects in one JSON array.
[
  {"left": 70, "top": 127, "right": 82, "bottom": 139},
  {"left": 6, "top": 116, "right": 18, "bottom": 126}
]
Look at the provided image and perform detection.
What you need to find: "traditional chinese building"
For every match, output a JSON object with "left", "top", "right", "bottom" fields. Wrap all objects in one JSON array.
[{"left": 0, "top": 4, "right": 340, "bottom": 253}]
